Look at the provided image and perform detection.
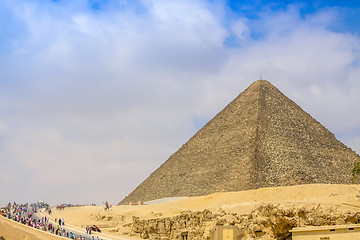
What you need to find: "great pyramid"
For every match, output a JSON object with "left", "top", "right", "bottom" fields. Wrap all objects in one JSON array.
[{"left": 120, "top": 80, "right": 360, "bottom": 204}]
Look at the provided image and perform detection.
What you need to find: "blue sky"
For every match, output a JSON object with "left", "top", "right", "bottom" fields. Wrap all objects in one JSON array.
[{"left": 0, "top": 0, "right": 360, "bottom": 206}]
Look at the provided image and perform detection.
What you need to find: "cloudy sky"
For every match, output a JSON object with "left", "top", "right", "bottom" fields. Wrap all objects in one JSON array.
[{"left": 0, "top": 0, "right": 359, "bottom": 206}]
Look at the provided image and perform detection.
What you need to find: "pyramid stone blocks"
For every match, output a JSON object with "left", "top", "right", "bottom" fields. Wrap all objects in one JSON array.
[{"left": 120, "top": 80, "right": 360, "bottom": 204}]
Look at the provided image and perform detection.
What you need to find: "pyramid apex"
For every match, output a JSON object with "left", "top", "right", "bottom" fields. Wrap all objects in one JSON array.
[
  {"left": 242, "top": 80, "right": 278, "bottom": 95},
  {"left": 251, "top": 79, "right": 273, "bottom": 87}
]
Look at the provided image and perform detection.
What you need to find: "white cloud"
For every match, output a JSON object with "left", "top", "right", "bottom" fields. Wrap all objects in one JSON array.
[
  {"left": 0, "top": 1, "right": 359, "bottom": 206},
  {"left": 231, "top": 18, "right": 250, "bottom": 41}
]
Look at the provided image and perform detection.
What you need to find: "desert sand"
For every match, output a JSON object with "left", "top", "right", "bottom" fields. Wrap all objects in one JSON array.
[
  {"left": 3, "top": 184, "right": 360, "bottom": 239},
  {"left": 49, "top": 184, "right": 360, "bottom": 238}
]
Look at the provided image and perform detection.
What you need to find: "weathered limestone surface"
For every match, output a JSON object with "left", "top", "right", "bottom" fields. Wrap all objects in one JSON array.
[
  {"left": 130, "top": 204, "right": 360, "bottom": 240},
  {"left": 131, "top": 209, "right": 216, "bottom": 240},
  {"left": 120, "top": 80, "right": 360, "bottom": 204}
]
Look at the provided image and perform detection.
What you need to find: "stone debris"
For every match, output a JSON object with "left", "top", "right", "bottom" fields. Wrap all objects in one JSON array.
[{"left": 129, "top": 204, "right": 360, "bottom": 240}]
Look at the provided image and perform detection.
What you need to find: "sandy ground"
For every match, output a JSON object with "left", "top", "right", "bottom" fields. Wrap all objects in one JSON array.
[
  {"left": 49, "top": 184, "right": 360, "bottom": 238},
  {"left": 3, "top": 184, "right": 360, "bottom": 239}
]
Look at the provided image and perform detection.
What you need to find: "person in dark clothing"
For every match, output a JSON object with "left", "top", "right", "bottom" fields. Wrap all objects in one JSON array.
[{"left": 58, "top": 218, "right": 62, "bottom": 226}]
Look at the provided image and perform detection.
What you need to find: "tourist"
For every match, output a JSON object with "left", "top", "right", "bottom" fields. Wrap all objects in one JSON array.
[
  {"left": 104, "top": 201, "right": 109, "bottom": 211},
  {"left": 3, "top": 203, "right": 87, "bottom": 240}
]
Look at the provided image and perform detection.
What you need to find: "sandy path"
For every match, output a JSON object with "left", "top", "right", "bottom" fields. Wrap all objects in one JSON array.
[{"left": 39, "top": 210, "right": 136, "bottom": 240}]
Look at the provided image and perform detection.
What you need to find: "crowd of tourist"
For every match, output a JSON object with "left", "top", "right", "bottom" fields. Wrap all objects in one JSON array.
[{"left": 1, "top": 202, "right": 102, "bottom": 240}]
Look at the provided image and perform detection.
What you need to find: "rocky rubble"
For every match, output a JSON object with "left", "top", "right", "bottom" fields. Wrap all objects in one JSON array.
[{"left": 129, "top": 204, "right": 360, "bottom": 240}]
